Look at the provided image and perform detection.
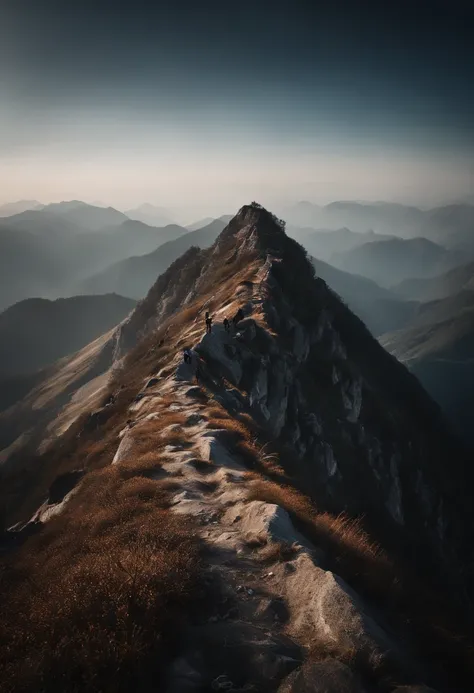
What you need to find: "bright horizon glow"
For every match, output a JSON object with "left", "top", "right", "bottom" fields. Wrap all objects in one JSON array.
[{"left": 1, "top": 1, "right": 473, "bottom": 219}]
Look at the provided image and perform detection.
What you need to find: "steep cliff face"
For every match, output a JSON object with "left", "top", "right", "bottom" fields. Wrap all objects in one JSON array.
[
  {"left": 2, "top": 204, "right": 473, "bottom": 693},
  {"left": 200, "top": 209, "right": 471, "bottom": 589},
  {"left": 118, "top": 202, "right": 472, "bottom": 604}
]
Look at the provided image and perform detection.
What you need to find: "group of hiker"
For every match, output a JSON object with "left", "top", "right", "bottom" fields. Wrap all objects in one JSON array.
[
  {"left": 182, "top": 307, "right": 245, "bottom": 375},
  {"left": 204, "top": 308, "right": 244, "bottom": 335}
]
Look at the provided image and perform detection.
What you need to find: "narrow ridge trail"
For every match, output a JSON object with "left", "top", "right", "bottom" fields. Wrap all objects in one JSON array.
[{"left": 111, "top": 283, "right": 437, "bottom": 692}]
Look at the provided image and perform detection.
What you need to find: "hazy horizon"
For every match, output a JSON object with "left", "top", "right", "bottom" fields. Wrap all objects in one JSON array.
[{"left": 1, "top": 1, "right": 473, "bottom": 214}]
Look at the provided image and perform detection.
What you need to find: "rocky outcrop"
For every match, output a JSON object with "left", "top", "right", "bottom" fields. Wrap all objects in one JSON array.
[{"left": 173, "top": 209, "right": 473, "bottom": 615}]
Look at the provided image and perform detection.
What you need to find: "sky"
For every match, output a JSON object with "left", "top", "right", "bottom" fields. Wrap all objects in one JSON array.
[{"left": 1, "top": 0, "right": 473, "bottom": 217}]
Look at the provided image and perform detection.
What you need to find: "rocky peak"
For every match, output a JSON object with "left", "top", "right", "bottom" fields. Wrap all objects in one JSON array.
[
  {"left": 213, "top": 203, "right": 289, "bottom": 258},
  {"left": 107, "top": 205, "right": 473, "bottom": 608}
]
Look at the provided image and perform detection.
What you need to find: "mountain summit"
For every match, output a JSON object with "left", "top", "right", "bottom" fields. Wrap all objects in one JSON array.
[{"left": 1, "top": 203, "right": 473, "bottom": 692}]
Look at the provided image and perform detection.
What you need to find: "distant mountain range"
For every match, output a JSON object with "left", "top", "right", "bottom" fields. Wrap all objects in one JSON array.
[
  {"left": 296, "top": 227, "right": 394, "bottom": 262},
  {"left": 81, "top": 219, "right": 228, "bottom": 298},
  {"left": 0, "top": 203, "right": 189, "bottom": 310},
  {"left": 0, "top": 200, "right": 43, "bottom": 217},
  {"left": 124, "top": 203, "right": 176, "bottom": 227},
  {"left": 0, "top": 294, "right": 136, "bottom": 379},
  {"left": 330, "top": 236, "right": 464, "bottom": 288},
  {"left": 283, "top": 200, "right": 474, "bottom": 250},
  {"left": 311, "top": 258, "right": 418, "bottom": 337},
  {"left": 381, "top": 289, "right": 474, "bottom": 445},
  {"left": 393, "top": 259, "right": 474, "bottom": 302},
  {"left": 0, "top": 293, "right": 135, "bottom": 412}
]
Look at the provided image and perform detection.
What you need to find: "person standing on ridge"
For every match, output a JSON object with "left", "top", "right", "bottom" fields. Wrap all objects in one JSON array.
[
  {"left": 223, "top": 317, "right": 230, "bottom": 332},
  {"left": 205, "top": 314, "right": 213, "bottom": 333}
]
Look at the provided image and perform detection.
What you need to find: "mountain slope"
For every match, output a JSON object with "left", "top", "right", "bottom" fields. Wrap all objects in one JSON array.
[
  {"left": 124, "top": 203, "right": 175, "bottom": 227},
  {"left": 0, "top": 200, "right": 43, "bottom": 217},
  {"left": 331, "top": 236, "right": 461, "bottom": 287},
  {"left": 394, "top": 259, "right": 474, "bottom": 301},
  {"left": 0, "top": 294, "right": 136, "bottom": 378},
  {"left": 284, "top": 200, "right": 474, "bottom": 248},
  {"left": 43, "top": 201, "right": 128, "bottom": 230},
  {"left": 380, "top": 290, "right": 474, "bottom": 444},
  {"left": 0, "top": 208, "right": 85, "bottom": 238},
  {"left": 420, "top": 203, "right": 474, "bottom": 249},
  {"left": 284, "top": 200, "right": 424, "bottom": 234},
  {"left": 0, "top": 212, "right": 187, "bottom": 309},
  {"left": 299, "top": 226, "right": 395, "bottom": 261},
  {"left": 81, "top": 218, "right": 227, "bottom": 298},
  {"left": 1, "top": 204, "right": 473, "bottom": 692},
  {"left": 0, "top": 225, "right": 70, "bottom": 310},
  {"left": 311, "top": 257, "right": 418, "bottom": 336}
]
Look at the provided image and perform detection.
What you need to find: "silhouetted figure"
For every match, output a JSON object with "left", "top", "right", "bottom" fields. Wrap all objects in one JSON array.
[
  {"left": 183, "top": 349, "right": 192, "bottom": 364},
  {"left": 206, "top": 316, "right": 213, "bottom": 333},
  {"left": 232, "top": 308, "right": 244, "bottom": 328},
  {"left": 223, "top": 317, "right": 230, "bottom": 332}
]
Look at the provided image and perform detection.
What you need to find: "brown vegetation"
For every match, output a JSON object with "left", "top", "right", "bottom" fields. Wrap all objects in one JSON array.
[
  {"left": 248, "top": 478, "right": 474, "bottom": 687},
  {"left": 248, "top": 479, "right": 392, "bottom": 594},
  {"left": 0, "top": 466, "right": 202, "bottom": 693}
]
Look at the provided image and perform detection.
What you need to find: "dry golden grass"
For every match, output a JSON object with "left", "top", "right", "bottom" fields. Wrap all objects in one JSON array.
[
  {"left": 248, "top": 478, "right": 474, "bottom": 686},
  {"left": 0, "top": 465, "right": 202, "bottom": 693},
  {"left": 247, "top": 479, "right": 392, "bottom": 594}
]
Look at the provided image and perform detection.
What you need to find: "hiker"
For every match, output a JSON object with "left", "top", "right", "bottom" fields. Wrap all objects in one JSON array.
[
  {"left": 183, "top": 349, "right": 192, "bottom": 364},
  {"left": 205, "top": 315, "right": 213, "bottom": 333},
  {"left": 223, "top": 317, "right": 230, "bottom": 332}
]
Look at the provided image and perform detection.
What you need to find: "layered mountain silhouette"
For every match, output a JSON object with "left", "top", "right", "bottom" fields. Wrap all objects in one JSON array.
[
  {"left": 331, "top": 236, "right": 463, "bottom": 288},
  {"left": 0, "top": 294, "right": 135, "bottom": 413},
  {"left": 81, "top": 218, "right": 228, "bottom": 297},
  {"left": 284, "top": 200, "right": 474, "bottom": 250},
  {"left": 1, "top": 204, "right": 473, "bottom": 691},
  {"left": 381, "top": 289, "right": 474, "bottom": 444},
  {"left": 311, "top": 258, "right": 418, "bottom": 336},
  {"left": 0, "top": 200, "right": 43, "bottom": 217},
  {"left": 124, "top": 203, "right": 176, "bottom": 227},
  {"left": 295, "top": 226, "right": 395, "bottom": 262},
  {"left": 0, "top": 294, "right": 136, "bottom": 378},
  {"left": 41, "top": 201, "right": 129, "bottom": 230},
  {"left": 394, "top": 259, "right": 474, "bottom": 302},
  {"left": 0, "top": 204, "right": 188, "bottom": 309}
]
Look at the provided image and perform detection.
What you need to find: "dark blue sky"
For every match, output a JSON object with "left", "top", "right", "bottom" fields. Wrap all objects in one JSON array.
[{"left": 1, "top": 0, "right": 473, "bottom": 211}]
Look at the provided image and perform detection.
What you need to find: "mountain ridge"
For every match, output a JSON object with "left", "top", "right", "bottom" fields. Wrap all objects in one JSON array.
[{"left": 1, "top": 203, "right": 473, "bottom": 692}]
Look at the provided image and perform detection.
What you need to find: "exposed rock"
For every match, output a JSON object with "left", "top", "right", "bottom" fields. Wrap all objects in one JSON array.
[
  {"left": 112, "top": 433, "right": 134, "bottom": 464},
  {"left": 199, "top": 432, "right": 243, "bottom": 470},
  {"left": 278, "top": 553, "right": 402, "bottom": 660},
  {"left": 48, "top": 470, "right": 84, "bottom": 504},
  {"left": 386, "top": 453, "right": 404, "bottom": 525},
  {"left": 278, "top": 658, "right": 366, "bottom": 693},
  {"left": 176, "top": 622, "right": 302, "bottom": 691},
  {"left": 225, "top": 501, "right": 311, "bottom": 549},
  {"left": 196, "top": 331, "right": 243, "bottom": 385},
  {"left": 185, "top": 413, "right": 204, "bottom": 426}
]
